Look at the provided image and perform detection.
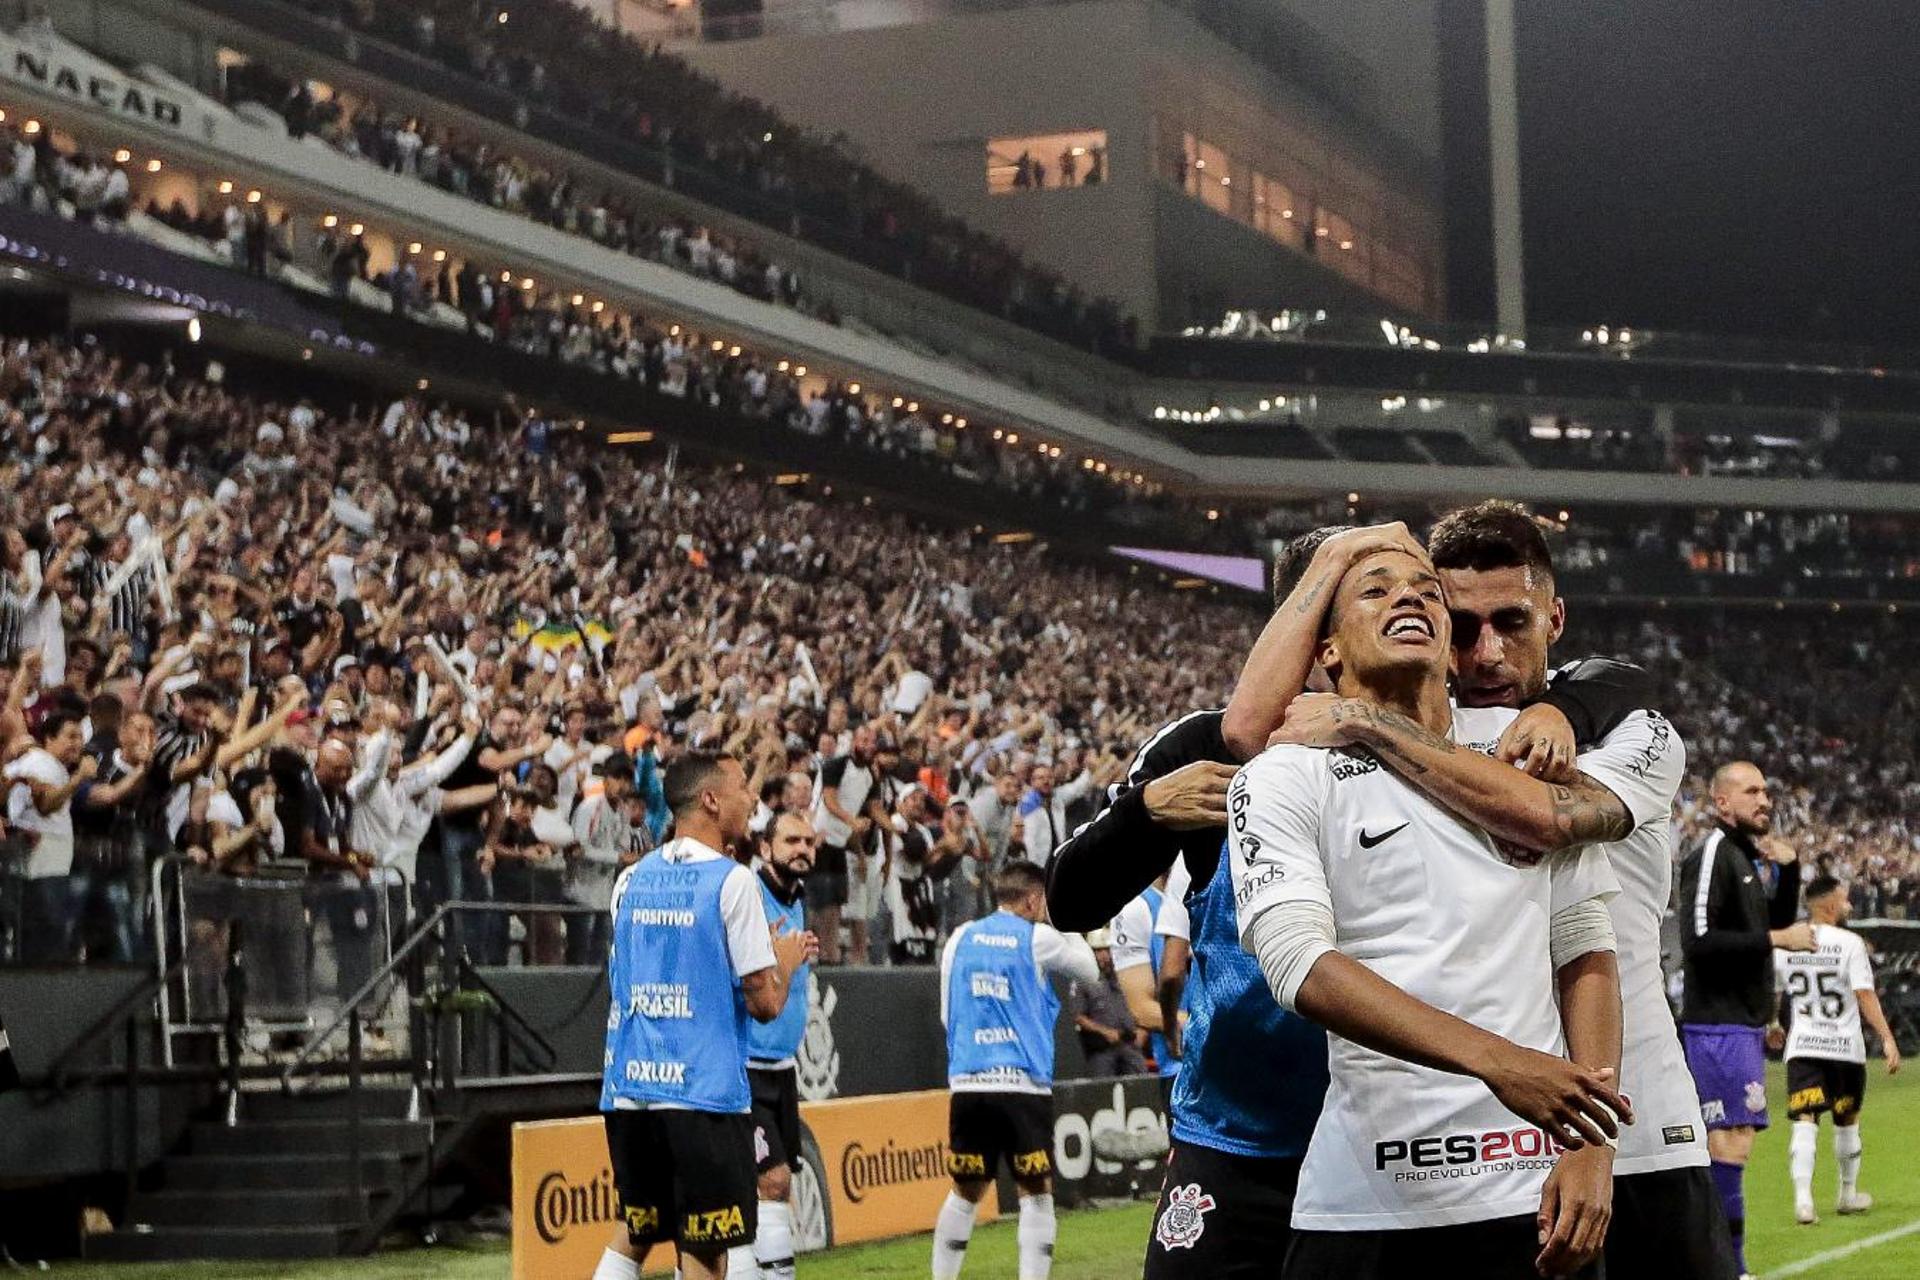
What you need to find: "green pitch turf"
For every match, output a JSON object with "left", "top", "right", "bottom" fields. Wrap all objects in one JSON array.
[{"left": 43, "top": 1061, "right": 1920, "bottom": 1279}]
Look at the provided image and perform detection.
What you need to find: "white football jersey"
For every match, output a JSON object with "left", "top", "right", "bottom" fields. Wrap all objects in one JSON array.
[
  {"left": 1109, "top": 892, "right": 1156, "bottom": 974},
  {"left": 1230, "top": 705, "right": 1620, "bottom": 1232},
  {"left": 1777, "top": 924, "right": 1875, "bottom": 1065},
  {"left": 1574, "top": 709, "right": 1708, "bottom": 1174}
]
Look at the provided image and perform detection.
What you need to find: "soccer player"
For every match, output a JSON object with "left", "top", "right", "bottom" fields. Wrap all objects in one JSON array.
[
  {"left": 934, "top": 861, "right": 1098, "bottom": 1280},
  {"left": 734, "top": 811, "right": 821, "bottom": 1280},
  {"left": 1777, "top": 874, "right": 1902, "bottom": 1225},
  {"left": 1233, "top": 543, "right": 1626, "bottom": 1279},
  {"left": 1107, "top": 876, "right": 1181, "bottom": 1104},
  {"left": 1680, "top": 760, "right": 1815, "bottom": 1277},
  {"left": 1276, "top": 501, "right": 1736, "bottom": 1278},
  {"left": 1048, "top": 525, "right": 1641, "bottom": 1279},
  {"left": 595, "top": 751, "right": 816, "bottom": 1280}
]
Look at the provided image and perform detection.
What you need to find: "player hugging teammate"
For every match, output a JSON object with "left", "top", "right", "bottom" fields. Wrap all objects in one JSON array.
[{"left": 1051, "top": 503, "right": 1737, "bottom": 1280}]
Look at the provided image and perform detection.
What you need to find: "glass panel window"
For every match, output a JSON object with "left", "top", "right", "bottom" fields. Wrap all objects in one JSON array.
[{"left": 986, "top": 130, "right": 1110, "bottom": 194}]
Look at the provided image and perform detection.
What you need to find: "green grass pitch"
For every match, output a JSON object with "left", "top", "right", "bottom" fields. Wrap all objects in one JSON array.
[{"left": 43, "top": 1060, "right": 1920, "bottom": 1279}]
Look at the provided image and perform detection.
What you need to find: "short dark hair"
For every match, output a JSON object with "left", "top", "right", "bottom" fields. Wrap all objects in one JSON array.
[
  {"left": 1806, "top": 874, "right": 1845, "bottom": 902},
  {"left": 663, "top": 750, "right": 735, "bottom": 817},
  {"left": 1272, "top": 526, "right": 1350, "bottom": 607},
  {"left": 178, "top": 681, "right": 221, "bottom": 704},
  {"left": 1427, "top": 501, "right": 1555, "bottom": 581},
  {"left": 598, "top": 751, "right": 634, "bottom": 779},
  {"left": 994, "top": 860, "right": 1047, "bottom": 905},
  {"left": 36, "top": 708, "right": 83, "bottom": 743}
]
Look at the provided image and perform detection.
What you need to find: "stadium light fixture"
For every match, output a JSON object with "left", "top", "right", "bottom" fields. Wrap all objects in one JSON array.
[
  {"left": 409, "top": 242, "right": 423, "bottom": 254},
  {"left": 186, "top": 317, "right": 202, "bottom": 343},
  {"left": 520, "top": 277, "right": 534, "bottom": 290},
  {"left": 1347, "top": 491, "right": 1360, "bottom": 504},
  {"left": 777, "top": 361, "right": 790, "bottom": 372},
  {"left": 591, "top": 300, "right": 604, "bottom": 313},
  {"left": 501, "top": 270, "right": 513, "bottom": 282},
  {"left": 729, "top": 346, "right": 742, "bottom": 357},
  {"left": 763, "top": 132, "right": 773, "bottom": 143},
  {"left": 497, "top": 10, "right": 510, "bottom": 23},
  {"left": 246, "top": 189, "right": 263, "bottom": 204},
  {"left": 0, "top": 110, "right": 6, "bottom": 123},
  {"left": 322, "top": 214, "right": 338, "bottom": 229},
  {"left": 217, "top": 180, "right": 234, "bottom": 194},
  {"left": 941, "top": 413, "right": 953, "bottom": 425},
  {"left": 794, "top": 366, "right": 807, "bottom": 376},
  {"left": 146, "top": 159, "right": 162, "bottom": 172},
  {"left": 670, "top": 324, "right": 681, "bottom": 335},
  {"left": 1207, "top": 510, "right": 1219, "bottom": 520},
  {"left": 22, "top": 120, "right": 39, "bottom": 135},
  {"left": 113, "top": 148, "right": 131, "bottom": 164},
  {"left": 349, "top": 223, "right": 364, "bottom": 236},
  {"left": 1006, "top": 433, "right": 1019, "bottom": 444},
  {"left": 417, "top": 378, "right": 430, "bottom": 391},
  {"left": 1259, "top": 399, "right": 1271, "bottom": 411},
  {"left": 955, "top": 418, "right": 966, "bottom": 428},
  {"left": 301, "top": 348, "right": 313, "bottom": 360},
  {"left": 711, "top": 340, "right": 724, "bottom": 351},
  {"left": 607, "top": 431, "right": 653, "bottom": 444},
  {"left": 892, "top": 397, "right": 904, "bottom": 409},
  {"left": 847, "top": 383, "right": 860, "bottom": 394},
  {"left": 432, "top": 249, "right": 447, "bottom": 262},
  {"left": 906, "top": 401, "right": 919, "bottom": 413},
  {"left": 571, "top": 293, "right": 584, "bottom": 305}
]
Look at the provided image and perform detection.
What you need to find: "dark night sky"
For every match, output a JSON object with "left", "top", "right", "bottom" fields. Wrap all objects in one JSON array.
[{"left": 1505, "top": 1, "right": 1920, "bottom": 344}]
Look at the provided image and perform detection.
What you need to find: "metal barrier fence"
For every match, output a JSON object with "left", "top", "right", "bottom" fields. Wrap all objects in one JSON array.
[{"left": 151, "top": 857, "right": 408, "bottom": 1067}]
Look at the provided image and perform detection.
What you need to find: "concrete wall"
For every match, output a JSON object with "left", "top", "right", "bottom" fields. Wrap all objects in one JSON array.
[
  {"left": 1275, "top": 0, "right": 1443, "bottom": 158},
  {"left": 678, "top": 0, "right": 1162, "bottom": 324}
]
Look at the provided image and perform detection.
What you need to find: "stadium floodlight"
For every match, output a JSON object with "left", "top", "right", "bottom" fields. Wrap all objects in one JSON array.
[
  {"left": 113, "top": 148, "right": 130, "bottom": 163},
  {"left": 847, "top": 383, "right": 860, "bottom": 394},
  {"left": 186, "top": 317, "right": 201, "bottom": 343},
  {"left": 217, "top": 180, "right": 234, "bottom": 194},
  {"left": 955, "top": 418, "right": 966, "bottom": 428},
  {"left": 145, "top": 159, "right": 161, "bottom": 172},
  {"left": 794, "top": 366, "right": 807, "bottom": 376}
]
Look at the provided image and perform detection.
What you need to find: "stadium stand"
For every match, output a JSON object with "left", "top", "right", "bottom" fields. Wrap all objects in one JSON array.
[{"left": 252, "top": 0, "right": 1138, "bottom": 357}]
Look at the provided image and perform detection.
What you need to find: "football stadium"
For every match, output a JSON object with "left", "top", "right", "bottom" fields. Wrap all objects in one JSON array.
[{"left": 2, "top": 2, "right": 1919, "bottom": 1278}]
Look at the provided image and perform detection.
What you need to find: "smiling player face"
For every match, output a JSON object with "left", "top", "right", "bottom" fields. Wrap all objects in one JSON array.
[{"left": 1318, "top": 548, "right": 1452, "bottom": 685}]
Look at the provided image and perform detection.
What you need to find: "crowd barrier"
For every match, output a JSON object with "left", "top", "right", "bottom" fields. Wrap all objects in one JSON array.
[{"left": 510, "top": 1074, "right": 1168, "bottom": 1278}]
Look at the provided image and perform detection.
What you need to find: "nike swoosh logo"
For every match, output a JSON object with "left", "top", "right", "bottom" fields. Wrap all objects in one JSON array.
[{"left": 1359, "top": 823, "right": 1409, "bottom": 849}]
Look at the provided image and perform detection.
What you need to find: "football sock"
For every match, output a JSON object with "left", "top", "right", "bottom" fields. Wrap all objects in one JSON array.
[
  {"left": 932, "top": 1191, "right": 976, "bottom": 1280},
  {"left": 1790, "top": 1120, "right": 1818, "bottom": 1204},
  {"left": 1712, "top": 1160, "right": 1746, "bottom": 1274},
  {"left": 755, "top": 1200, "right": 795, "bottom": 1280},
  {"left": 592, "top": 1248, "right": 641, "bottom": 1280},
  {"left": 1017, "top": 1192, "right": 1056, "bottom": 1280},
  {"left": 1835, "top": 1124, "right": 1863, "bottom": 1198}
]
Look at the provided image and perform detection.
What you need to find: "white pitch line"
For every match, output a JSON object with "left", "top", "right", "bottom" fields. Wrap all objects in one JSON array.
[{"left": 1764, "top": 1215, "right": 1920, "bottom": 1277}]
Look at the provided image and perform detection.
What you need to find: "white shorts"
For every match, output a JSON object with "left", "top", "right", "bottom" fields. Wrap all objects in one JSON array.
[{"left": 846, "top": 852, "right": 883, "bottom": 917}]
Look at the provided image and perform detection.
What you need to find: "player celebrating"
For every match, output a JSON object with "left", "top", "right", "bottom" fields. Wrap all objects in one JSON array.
[
  {"left": 736, "top": 811, "right": 822, "bottom": 1280},
  {"left": 1048, "top": 524, "right": 1642, "bottom": 1279},
  {"left": 1679, "top": 760, "right": 1814, "bottom": 1277},
  {"left": 1284, "top": 500, "right": 1734, "bottom": 1279},
  {"left": 1234, "top": 543, "right": 1627, "bottom": 1280},
  {"left": 1777, "top": 875, "right": 1902, "bottom": 1225},
  {"left": 934, "top": 862, "right": 1098, "bottom": 1280},
  {"left": 595, "top": 752, "right": 816, "bottom": 1280}
]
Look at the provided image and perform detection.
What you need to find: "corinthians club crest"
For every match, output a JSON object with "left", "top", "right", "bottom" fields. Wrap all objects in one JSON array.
[
  {"left": 795, "top": 973, "right": 840, "bottom": 1100},
  {"left": 1154, "top": 1183, "right": 1215, "bottom": 1251}
]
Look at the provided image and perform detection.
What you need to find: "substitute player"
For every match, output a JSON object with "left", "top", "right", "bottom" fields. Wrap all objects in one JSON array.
[
  {"left": 595, "top": 752, "right": 816, "bottom": 1280},
  {"left": 1680, "top": 761, "right": 1815, "bottom": 1277},
  {"left": 1234, "top": 543, "right": 1627, "bottom": 1280},
  {"left": 1777, "top": 875, "right": 1902, "bottom": 1225},
  {"left": 735, "top": 811, "right": 821, "bottom": 1280},
  {"left": 1107, "top": 876, "right": 1181, "bottom": 1104},
  {"left": 934, "top": 862, "right": 1098, "bottom": 1280}
]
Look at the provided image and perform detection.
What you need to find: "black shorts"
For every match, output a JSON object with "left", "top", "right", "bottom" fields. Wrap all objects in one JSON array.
[
  {"left": 947, "top": 1091, "right": 1053, "bottom": 1182},
  {"left": 750, "top": 1064, "right": 803, "bottom": 1176},
  {"left": 1144, "top": 1139, "right": 1300, "bottom": 1280},
  {"left": 1607, "top": 1164, "right": 1739, "bottom": 1280},
  {"left": 805, "top": 847, "right": 848, "bottom": 908},
  {"left": 1787, "top": 1056, "right": 1869, "bottom": 1120},
  {"left": 1285, "top": 1214, "right": 1599, "bottom": 1280},
  {"left": 604, "top": 1109, "right": 757, "bottom": 1252}
]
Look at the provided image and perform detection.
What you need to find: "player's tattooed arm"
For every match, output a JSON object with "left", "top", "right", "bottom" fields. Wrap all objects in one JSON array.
[{"left": 1272, "top": 694, "right": 1632, "bottom": 852}]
